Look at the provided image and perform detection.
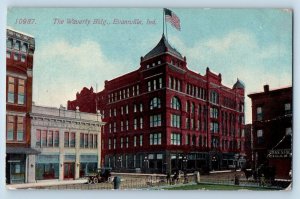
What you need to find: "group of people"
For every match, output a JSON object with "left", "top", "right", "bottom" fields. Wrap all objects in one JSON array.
[{"left": 166, "top": 170, "right": 189, "bottom": 185}]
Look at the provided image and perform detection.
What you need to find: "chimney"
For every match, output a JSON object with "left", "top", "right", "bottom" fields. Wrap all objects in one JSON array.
[{"left": 264, "top": 85, "right": 269, "bottom": 92}]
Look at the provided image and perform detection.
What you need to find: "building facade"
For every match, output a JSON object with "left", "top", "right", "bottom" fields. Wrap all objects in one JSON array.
[
  {"left": 30, "top": 105, "right": 105, "bottom": 181},
  {"left": 248, "top": 85, "right": 292, "bottom": 179},
  {"left": 68, "top": 34, "right": 246, "bottom": 173},
  {"left": 6, "top": 28, "right": 38, "bottom": 184}
]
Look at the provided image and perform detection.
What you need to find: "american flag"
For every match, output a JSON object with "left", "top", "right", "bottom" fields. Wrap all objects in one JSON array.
[{"left": 164, "top": 8, "right": 181, "bottom": 31}]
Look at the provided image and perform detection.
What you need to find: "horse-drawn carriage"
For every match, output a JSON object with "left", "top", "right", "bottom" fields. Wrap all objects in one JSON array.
[{"left": 86, "top": 167, "right": 112, "bottom": 184}]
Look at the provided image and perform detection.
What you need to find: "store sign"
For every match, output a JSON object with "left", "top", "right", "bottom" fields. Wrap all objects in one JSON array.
[{"left": 268, "top": 149, "right": 291, "bottom": 158}]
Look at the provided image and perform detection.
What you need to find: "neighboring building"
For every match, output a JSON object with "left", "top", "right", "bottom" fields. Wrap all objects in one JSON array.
[
  {"left": 244, "top": 124, "right": 253, "bottom": 168},
  {"left": 30, "top": 105, "right": 105, "bottom": 181},
  {"left": 6, "top": 28, "right": 39, "bottom": 184},
  {"left": 68, "top": 34, "right": 246, "bottom": 173},
  {"left": 248, "top": 85, "right": 292, "bottom": 179}
]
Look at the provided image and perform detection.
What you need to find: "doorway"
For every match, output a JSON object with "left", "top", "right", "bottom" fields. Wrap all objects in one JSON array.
[{"left": 63, "top": 163, "right": 75, "bottom": 179}]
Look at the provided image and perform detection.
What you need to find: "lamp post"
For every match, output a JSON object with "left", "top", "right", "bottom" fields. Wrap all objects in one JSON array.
[
  {"left": 183, "top": 156, "right": 188, "bottom": 172},
  {"left": 212, "top": 156, "right": 217, "bottom": 171},
  {"left": 144, "top": 156, "right": 149, "bottom": 173},
  {"left": 117, "top": 156, "right": 121, "bottom": 172}
]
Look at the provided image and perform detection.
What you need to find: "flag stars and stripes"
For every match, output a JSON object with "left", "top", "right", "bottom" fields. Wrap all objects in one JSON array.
[{"left": 164, "top": 8, "right": 181, "bottom": 31}]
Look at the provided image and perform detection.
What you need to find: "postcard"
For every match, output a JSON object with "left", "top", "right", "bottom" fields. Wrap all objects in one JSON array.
[{"left": 5, "top": 8, "right": 292, "bottom": 191}]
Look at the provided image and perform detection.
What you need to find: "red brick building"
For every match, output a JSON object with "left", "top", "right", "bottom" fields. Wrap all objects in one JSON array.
[
  {"left": 6, "top": 28, "right": 38, "bottom": 184},
  {"left": 68, "top": 34, "right": 246, "bottom": 173},
  {"left": 248, "top": 85, "right": 292, "bottom": 179}
]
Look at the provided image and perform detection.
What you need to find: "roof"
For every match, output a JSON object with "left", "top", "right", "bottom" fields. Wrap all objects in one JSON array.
[
  {"left": 233, "top": 79, "right": 245, "bottom": 89},
  {"left": 143, "top": 34, "right": 183, "bottom": 60},
  {"left": 7, "top": 147, "right": 40, "bottom": 155}
]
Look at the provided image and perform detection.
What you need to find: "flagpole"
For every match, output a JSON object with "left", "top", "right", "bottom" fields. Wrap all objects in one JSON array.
[
  {"left": 166, "top": 18, "right": 168, "bottom": 41},
  {"left": 163, "top": 8, "right": 165, "bottom": 35}
]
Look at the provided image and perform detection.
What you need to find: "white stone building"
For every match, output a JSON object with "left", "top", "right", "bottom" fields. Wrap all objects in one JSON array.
[{"left": 29, "top": 105, "right": 104, "bottom": 182}]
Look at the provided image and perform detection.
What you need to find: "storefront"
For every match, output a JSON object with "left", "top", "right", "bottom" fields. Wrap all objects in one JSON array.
[
  {"left": 6, "top": 147, "right": 39, "bottom": 184},
  {"left": 79, "top": 155, "right": 98, "bottom": 177},
  {"left": 36, "top": 155, "right": 59, "bottom": 180}
]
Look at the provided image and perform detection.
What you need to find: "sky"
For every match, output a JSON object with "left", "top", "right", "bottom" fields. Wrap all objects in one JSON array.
[{"left": 7, "top": 8, "right": 292, "bottom": 123}]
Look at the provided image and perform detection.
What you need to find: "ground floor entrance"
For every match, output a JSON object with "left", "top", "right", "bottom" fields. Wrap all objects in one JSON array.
[
  {"left": 6, "top": 154, "right": 26, "bottom": 184},
  {"left": 63, "top": 163, "right": 75, "bottom": 179}
]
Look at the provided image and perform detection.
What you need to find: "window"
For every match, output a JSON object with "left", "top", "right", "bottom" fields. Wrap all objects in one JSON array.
[
  {"left": 21, "top": 43, "right": 28, "bottom": 53},
  {"left": 85, "top": 134, "right": 88, "bottom": 148},
  {"left": 70, "top": 132, "right": 75, "bottom": 148},
  {"left": 191, "top": 102, "right": 195, "bottom": 114},
  {"left": 8, "top": 77, "right": 15, "bottom": 103},
  {"left": 171, "top": 133, "right": 181, "bottom": 145},
  {"left": 210, "top": 108, "right": 218, "bottom": 119},
  {"left": 285, "top": 103, "right": 291, "bottom": 114},
  {"left": 40, "top": 130, "right": 46, "bottom": 147},
  {"left": 148, "top": 81, "right": 151, "bottom": 92},
  {"left": 210, "top": 122, "right": 219, "bottom": 133},
  {"left": 120, "top": 137, "right": 124, "bottom": 148},
  {"left": 257, "top": 129, "right": 264, "bottom": 144},
  {"left": 257, "top": 107, "right": 262, "bottom": 121},
  {"left": 18, "top": 79, "right": 25, "bottom": 104},
  {"left": 134, "top": 118, "right": 137, "bottom": 130},
  {"left": 113, "top": 138, "right": 116, "bottom": 149},
  {"left": 113, "top": 108, "right": 116, "bottom": 116},
  {"left": 171, "top": 114, "right": 180, "bottom": 128},
  {"left": 14, "top": 40, "right": 21, "bottom": 50},
  {"left": 185, "top": 134, "right": 190, "bottom": 145},
  {"left": 64, "top": 132, "right": 69, "bottom": 147},
  {"left": 153, "top": 79, "right": 157, "bottom": 90},
  {"left": 126, "top": 120, "right": 129, "bottom": 131},
  {"left": 140, "top": 117, "right": 143, "bottom": 129},
  {"left": 150, "top": 133, "right": 161, "bottom": 145},
  {"left": 140, "top": 103, "right": 143, "bottom": 112},
  {"left": 14, "top": 52, "right": 19, "bottom": 61},
  {"left": 121, "top": 121, "right": 124, "bottom": 131},
  {"left": 126, "top": 137, "right": 129, "bottom": 148},
  {"left": 17, "top": 117, "right": 24, "bottom": 141},
  {"left": 150, "top": 114, "right": 162, "bottom": 127},
  {"left": 159, "top": 78, "right": 162, "bottom": 88},
  {"left": 108, "top": 139, "right": 111, "bottom": 150},
  {"left": 210, "top": 91, "right": 219, "bottom": 104},
  {"left": 7, "top": 115, "right": 14, "bottom": 141},
  {"left": 186, "top": 118, "right": 190, "bottom": 129},
  {"left": 137, "top": 85, "right": 139, "bottom": 95},
  {"left": 47, "top": 131, "right": 53, "bottom": 147},
  {"left": 6, "top": 51, "right": 11, "bottom": 58},
  {"left": 150, "top": 97, "right": 161, "bottom": 110},
  {"left": 93, "top": 134, "right": 98, "bottom": 148},
  {"left": 54, "top": 131, "right": 59, "bottom": 147},
  {"left": 7, "top": 38, "right": 13, "bottom": 48},
  {"left": 109, "top": 123, "right": 112, "bottom": 133},
  {"left": 126, "top": 105, "right": 129, "bottom": 114},
  {"left": 134, "top": 104, "right": 137, "bottom": 112},
  {"left": 121, "top": 106, "right": 124, "bottom": 115},
  {"left": 171, "top": 97, "right": 181, "bottom": 110},
  {"left": 140, "top": 135, "right": 143, "bottom": 146},
  {"left": 134, "top": 136, "right": 137, "bottom": 147},
  {"left": 113, "top": 122, "right": 116, "bottom": 133},
  {"left": 127, "top": 88, "right": 130, "bottom": 98},
  {"left": 21, "top": 54, "right": 26, "bottom": 62},
  {"left": 80, "top": 133, "right": 84, "bottom": 148},
  {"left": 132, "top": 86, "right": 135, "bottom": 96}
]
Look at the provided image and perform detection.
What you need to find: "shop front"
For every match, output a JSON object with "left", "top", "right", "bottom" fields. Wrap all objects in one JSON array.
[{"left": 36, "top": 155, "right": 59, "bottom": 180}]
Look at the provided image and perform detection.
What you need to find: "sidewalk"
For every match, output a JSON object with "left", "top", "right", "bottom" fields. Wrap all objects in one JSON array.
[{"left": 6, "top": 179, "right": 88, "bottom": 190}]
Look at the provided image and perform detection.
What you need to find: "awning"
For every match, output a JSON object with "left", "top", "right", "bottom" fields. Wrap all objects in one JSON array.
[{"left": 6, "top": 147, "right": 41, "bottom": 155}]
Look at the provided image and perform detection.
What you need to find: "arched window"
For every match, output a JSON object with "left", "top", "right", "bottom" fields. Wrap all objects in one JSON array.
[
  {"left": 171, "top": 97, "right": 181, "bottom": 110},
  {"left": 150, "top": 97, "right": 161, "bottom": 110}
]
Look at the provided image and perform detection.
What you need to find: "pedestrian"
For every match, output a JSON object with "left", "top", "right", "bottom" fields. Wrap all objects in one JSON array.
[{"left": 166, "top": 172, "right": 171, "bottom": 185}]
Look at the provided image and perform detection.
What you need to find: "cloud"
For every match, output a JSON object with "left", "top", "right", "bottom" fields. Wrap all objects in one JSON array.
[
  {"left": 33, "top": 39, "right": 133, "bottom": 108},
  {"left": 169, "top": 30, "right": 292, "bottom": 123}
]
